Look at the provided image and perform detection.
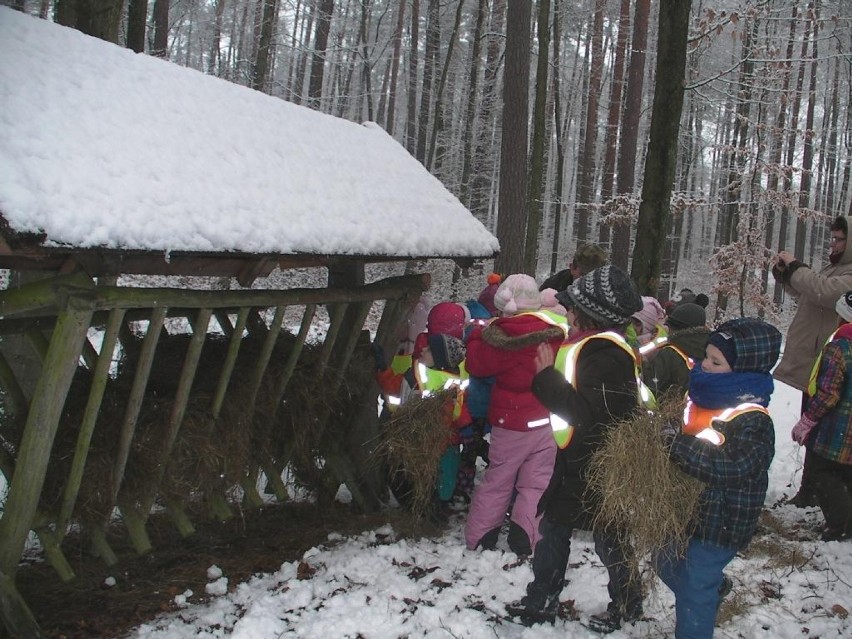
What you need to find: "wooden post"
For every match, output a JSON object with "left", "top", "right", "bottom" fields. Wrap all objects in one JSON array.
[{"left": 0, "top": 303, "right": 92, "bottom": 577}]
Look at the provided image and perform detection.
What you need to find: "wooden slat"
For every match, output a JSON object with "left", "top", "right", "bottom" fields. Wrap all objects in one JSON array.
[
  {"left": 270, "top": 304, "right": 316, "bottom": 414},
  {"left": 211, "top": 307, "right": 250, "bottom": 419},
  {"left": 111, "top": 306, "right": 168, "bottom": 505},
  {"left": 57, "top": 308, "right": 125, "bottom": 537},
  {"left": 0, "top": 304, "right": 93, "bottom": 576},
  {"left": 138, "top": 308, "right": 212, "bottom": 518}
]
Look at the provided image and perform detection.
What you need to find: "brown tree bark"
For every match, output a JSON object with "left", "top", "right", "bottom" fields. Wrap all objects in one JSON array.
[
  {"left": 151, "top": 0, "right": 170, "bottom": 57},
  {"left": 494, "top": 0, "right": 531, "bottom": 275},
  {"left": 251, "top": 0, "right": 279, "bottom": 92},
  {"left": 523, "top": 0, "right": 551, "bottom": 274},
  {"left": 56, "top": 0, "right": 124, "bottom": 43},
  {"left": 598, "top": 0, "right": 629, "bottom": 256},
  {"left": 126, "top": 0, "right": 148, "bottom": 53},
  {"left": 405, "top": 0, "right": 421, "bottom": 155},
  {"left": 307, "top": 0, "right": 335, "bottom": 110},
  {"left": 416, "top": 0, "right": 440, "bottom": 165},
  {"left": 384, "top": 0, "right": 407, "bottom": 136},
  {"left": 630, "top": 0, "right": 690, "bottom": 294},
  {"left": 613, "top": 0, "right": 649, "bottom": 267},
  {"left": 459, "top": 0, "right": 487, "bottom": 205},
  {"left": 573, "top": 0, "right": 605, "bottom": 242}
]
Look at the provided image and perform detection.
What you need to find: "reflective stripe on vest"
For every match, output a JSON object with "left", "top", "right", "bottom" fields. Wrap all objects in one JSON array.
[
  {"left": 414, "top": 360, "right": 469, "bottom": 420},
  {"left": 550, "top": 331, "right": 654, "bottom": 449},
  {"left": 681, "top": 400, "right": 769, "bottom": 446},
  {"left": 807, "top": 329, "right": 839, "bottom": 397}
]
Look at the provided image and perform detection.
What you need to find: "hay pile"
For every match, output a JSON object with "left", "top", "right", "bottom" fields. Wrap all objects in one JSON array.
[
  {"left": 587, "top": 393, "right": 705, "bottom": 562},
  {"left": 371, "top": 390, "right": 455, "bottom": 519}
]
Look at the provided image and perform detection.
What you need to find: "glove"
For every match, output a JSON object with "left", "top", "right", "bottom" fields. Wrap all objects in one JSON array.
[
  {"left": 660, "top": 421, "right": 680, "bottom": 447},
  {"left": 371, "top": 342, "right": 388, "bottom": 371},
  {"left": 791, "top": 415, "right": 818, "bottom": 446}
]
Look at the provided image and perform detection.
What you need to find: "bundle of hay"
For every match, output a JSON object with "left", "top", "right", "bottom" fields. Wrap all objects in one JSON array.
[
  {"left": 587, "top": 393, "right": 705, "bottom": 563},
  {"left": 371, "top": 390, "right": 455, "bottom": 519}
]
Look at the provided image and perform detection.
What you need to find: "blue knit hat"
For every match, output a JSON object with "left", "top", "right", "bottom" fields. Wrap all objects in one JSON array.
[{"left": 709, "top": 318, "right": 781, "bottom": 373}]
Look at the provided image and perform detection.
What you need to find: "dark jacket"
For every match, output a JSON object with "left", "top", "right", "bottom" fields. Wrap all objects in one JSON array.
[
  {"left": 643, "top": 327, "right": 710, "bottom": 398},
  {"left": 465, "top": 314, "right": 564, "bottom": 432},
  {"left": 539, "top": 268, "right": 573, "bottom": 293},
  {"left": 667, "top": 409, "right": 774, "bottom": 549},
  {"left": 531, "top": 337, "right": 638, "bottom": 527}
]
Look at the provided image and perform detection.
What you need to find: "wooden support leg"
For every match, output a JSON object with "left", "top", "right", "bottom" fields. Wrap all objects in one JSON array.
[
  {"left": 240, "top": 473, "right": 265, "bottom": 510},
  {"left": 119, "top": 506, "right": 153, "bottom": 556},
  {"left": 163, "top": 498, "right": 196, "bottom": 538},
  {"left": 259, "top": 454, "right": 289, "bottom": 502},
  {"left": 0, "top": 569, "right": 43, "bottom": 639},
  {"left": 34, "top": 527, "right": 75, "bottom": 583},
  {"left": 206, "top": 493, "right": 233, "bottom": 522},
  {"left": 87, "top": 525, "right": 118, "bottom": 566}
]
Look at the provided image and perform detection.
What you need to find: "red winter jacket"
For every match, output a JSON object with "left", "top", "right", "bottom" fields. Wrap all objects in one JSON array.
[{"left": 465, "top": 313, "right": 565, "bottom": 432}]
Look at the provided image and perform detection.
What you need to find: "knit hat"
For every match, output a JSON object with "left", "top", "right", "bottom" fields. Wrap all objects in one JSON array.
[
  {"left": 477, "top": 273, "right": 502, "bottom": 317},
  {"left": 708, "top": 318, "right": 781, "bottom": 373},
  {"left": 427, "top": 333, "right": 466, "bottom": 371},
  {"left": 836, "top": 291, "right": 852, "bottom": 323},
  {"left": 572, "top": 243, "right": 608, "bottom": 275},
  {"left": 427, "top": 302, "right": 470, "bottom": 339},
  {"left": 675, "top": 288, "right": 697, "bottom": 305},
  {"left": 557, "top": 265, "right": 643, "bottom": 326},
  {"left": 540, "top": 288, "right": 569, "bottom": 316},
  {"left": 667, "top": 302, "right": 706, "bottom": 330},
  {"left": 494, "top": 274, "right": 543, "bottom": 315},
  {"left": 632, "top": 296, "right": 666, "bottom": 336}
]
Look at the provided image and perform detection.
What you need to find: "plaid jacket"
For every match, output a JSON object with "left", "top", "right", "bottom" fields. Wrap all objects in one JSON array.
[
  {"left": 806, "top": 334, "right": 852, "bottom": 465},
  {"left": 668, "top": 409, "right": 775, "bottom": 550}
]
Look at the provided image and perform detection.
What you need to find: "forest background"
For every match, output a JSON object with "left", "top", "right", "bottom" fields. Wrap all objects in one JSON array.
[{"left": 7, "top": 0, "right": 852, "bottom": 323}]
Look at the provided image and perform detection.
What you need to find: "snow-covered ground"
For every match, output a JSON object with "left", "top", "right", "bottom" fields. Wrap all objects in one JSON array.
[{"left": 124, "top": 380, "right": 852, "bottom": 639}]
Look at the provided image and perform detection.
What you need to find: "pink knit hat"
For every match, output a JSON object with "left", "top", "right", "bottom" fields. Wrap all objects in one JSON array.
[
  {"left": 632, "top": 296, "right": 666, "bottom": 336},
  {"left": 494, "top": 274, "right": 542, "bottom": 315},
  {"left": 540, "top": 287, "right": 568, "bottom": 316},
  {"left": 426, "top": 302, "right": 470, "bottom": 339}
]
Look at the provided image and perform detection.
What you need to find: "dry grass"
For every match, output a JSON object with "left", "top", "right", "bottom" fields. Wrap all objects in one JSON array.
[
  {"left": 370, "top": 390, "right": 454, "bottom": 518},
  {"left": 587, "top": 394, "right": 704, "bottom": 562}
]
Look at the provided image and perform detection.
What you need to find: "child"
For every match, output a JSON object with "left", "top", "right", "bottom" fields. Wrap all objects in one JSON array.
[
  {"left": 629, "top": 295, "right": 667, "bottom": 348},
  {"left": 657, "top": 317, "right": 781, "bottom": 639},
  {"left": 643, "top": 302, "right": 709, "bottom": 398},
  {"left": 791, "top": 290, "right": 852, "bottom": 541},
  {"left": 512, "top": 264, "right": 644, "bottom": 631},
  {"left": 385, "top": 331, "right": 471, "bottom": 520},
  {"left": 463, "top": 273, "right": 567, "bottom": 556}
]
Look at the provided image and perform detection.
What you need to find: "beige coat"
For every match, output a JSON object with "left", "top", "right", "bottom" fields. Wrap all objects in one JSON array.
[{"left": 774, "top": 242, "right": 852, "bottom": 391}]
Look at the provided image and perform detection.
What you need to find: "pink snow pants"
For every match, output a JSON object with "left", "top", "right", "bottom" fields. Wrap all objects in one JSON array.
[{"left": 464, "top": 425, "right": 556, "bottom": 551}]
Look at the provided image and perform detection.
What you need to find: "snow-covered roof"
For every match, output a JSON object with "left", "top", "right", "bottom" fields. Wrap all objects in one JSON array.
[{"left": 0, "top": 9, "right": 499, "bottom": 268}]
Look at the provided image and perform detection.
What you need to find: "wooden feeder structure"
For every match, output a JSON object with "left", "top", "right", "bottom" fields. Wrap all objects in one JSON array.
[{"left": 0, "top": 11, "right": 498, "bottom": 637}]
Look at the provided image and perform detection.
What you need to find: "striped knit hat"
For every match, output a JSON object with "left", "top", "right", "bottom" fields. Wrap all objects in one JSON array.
[{"left": 557, "top": 265, "right": 642, "bottom": 326}]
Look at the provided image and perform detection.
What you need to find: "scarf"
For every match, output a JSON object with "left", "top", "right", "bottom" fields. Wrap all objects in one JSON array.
[{"left": 688, "top": 365, "right": 775, "bottom": 408}]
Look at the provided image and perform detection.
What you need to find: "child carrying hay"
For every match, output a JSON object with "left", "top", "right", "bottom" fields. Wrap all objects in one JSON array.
[
  {"left": 587, "top": 393, "right": 705, "bottom": 566},
  {"left": 374, "top": 333, "right": 471, "bottom": 520},
  {"left": 655, "top": 317, "right": 781, "bottom": 639}
]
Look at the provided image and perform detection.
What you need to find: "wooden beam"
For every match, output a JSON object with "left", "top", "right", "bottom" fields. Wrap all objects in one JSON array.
[{"left": 0, "top": 304, "right": 93, "bottom": 577}]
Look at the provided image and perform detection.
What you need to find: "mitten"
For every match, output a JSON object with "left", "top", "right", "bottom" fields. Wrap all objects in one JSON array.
[
  {"left": 791, "top": 415, "right": 818, "bottom": 446},
  {"left": 660, "top": 420, "right": 680, "bottom": 447}
]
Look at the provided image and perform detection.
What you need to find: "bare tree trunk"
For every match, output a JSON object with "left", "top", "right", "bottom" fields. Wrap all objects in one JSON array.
[
  {"left": 417, "top": 0, "right": 440, "bottom": 165},
  {"left": 208, "top": 0, "right": 227, "bottom": 75},
  {"left": 459, "top": 0, "right": 487, "bottom": 205},
  {"left": 523, "top": 0, "right": 551, "bottom": 274},
  {"left": 598, "top": 0, "right": 629, "bottom": 255},
  {"left": 252, "top": 0, "right": 279, "bottom": 92},
  {"left": 614, "top": 0, "right": 649, "bottom": 267},
  {"left": 308, "top": 0, "right": 335, "bottom": 110},
  {"left": 151, "top": 0, "right": 170, "bottom": 57},
  {"left": 795, "top": 6, "right": 820, "bottom": 260},
  {"left": 469, "top": 0, "right": 506, "bottom": 220},
  {"left": 405, "top": 0, "right": 421, "bottom": 154},
  {"left": 494, "top": 0, "right": 531, "bottom": 275},
  {"left": 126, "top": 0, "right": 148, "bottom": 53},
  {"left": 427, "top": 0, "right": 465, "bottom": 176},
  {"left": 358, "top": 0, "right": 374, "bottom": 121},
  {"left": 384, "top": 0, "right": 407, "bottom": 135},
  {"left": 630, "top": 0, "right": 689, "bottom": 294},
  {"left": 573, "top": 0, "right": 605, "bottom": 242},
  {"left": 56, "top": 0, "right": 124, "bottom": 43},
  {"left": 548, "top": 0, "right": 566, "bottom": 274}
]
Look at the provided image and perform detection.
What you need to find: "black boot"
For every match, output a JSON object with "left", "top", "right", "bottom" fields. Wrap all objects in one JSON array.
[{"left": 507, "top": 521, "right": 532, "bottom": 556}]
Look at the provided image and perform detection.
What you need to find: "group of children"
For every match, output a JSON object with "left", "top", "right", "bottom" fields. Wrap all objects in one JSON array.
[{"left": 373, "top": 258, "right": 852, "bottom": 638}]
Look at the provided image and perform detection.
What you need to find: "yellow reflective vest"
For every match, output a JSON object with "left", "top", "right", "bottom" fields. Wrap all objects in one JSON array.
[{"left": 550, "top": 331, "right": 654, "bottom": 449}]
